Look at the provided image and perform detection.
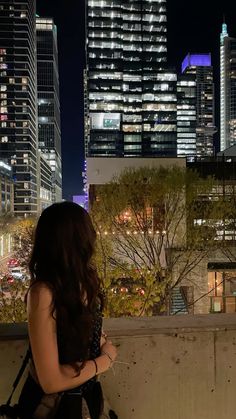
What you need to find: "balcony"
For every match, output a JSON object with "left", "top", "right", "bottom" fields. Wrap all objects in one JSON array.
[{"left": 1, "top": 314, "right": 236, "bottom": 419}]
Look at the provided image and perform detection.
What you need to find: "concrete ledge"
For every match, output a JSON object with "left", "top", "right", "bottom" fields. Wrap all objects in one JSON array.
[
  {"left": 104, "top": 313, "right": 236, "bottom": 336},
  {"left": 1, "top": 313, "right": 236, "bottom": 341},
  {"left": 2, "top": 314, "right": 236, "bottom": 418},
  {"left": 0, "top": 322, "right": 28, "bottom": 340}
]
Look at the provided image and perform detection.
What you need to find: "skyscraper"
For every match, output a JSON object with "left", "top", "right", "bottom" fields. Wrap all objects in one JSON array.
[
  {"left": 220, "top": 23, "right": 236, "bottom": 151},
  {"left": 177, "top": 74, "right": 197, "bottom": 158},
  {"left": 177, "top": 53, "right": 215, "bottom": 158},
  {"left": 85, "top": 0, "right": 177, "bottom": 158},
  {"left": 0, "top": 0, "right": 38, "bottom": 215},
  {"left": 36, "top": 16, "right": 62, "bottom": 202}
]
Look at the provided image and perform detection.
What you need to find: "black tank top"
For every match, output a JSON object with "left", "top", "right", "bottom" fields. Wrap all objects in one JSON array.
[{"left": 57, "top": 304, "right": 103, "bottom": 395}]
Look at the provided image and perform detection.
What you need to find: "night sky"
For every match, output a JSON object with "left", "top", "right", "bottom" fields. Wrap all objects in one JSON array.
[{"left": 37, "top": 0, "right": 236, "bottom": 200}]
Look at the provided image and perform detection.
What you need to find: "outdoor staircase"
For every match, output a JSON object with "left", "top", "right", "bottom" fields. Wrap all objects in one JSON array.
[{"left": 170, "top": 287, "right": 188, "bottom": 315}]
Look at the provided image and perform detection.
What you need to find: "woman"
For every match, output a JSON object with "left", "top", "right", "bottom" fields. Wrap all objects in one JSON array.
[{"left": 18, "top": 202, "right": 117, "bottom": 419}]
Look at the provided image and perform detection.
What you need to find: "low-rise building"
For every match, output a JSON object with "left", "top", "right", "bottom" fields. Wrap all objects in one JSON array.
[{"left": 87, "top": 156, "right": 236, "bottom": 316}]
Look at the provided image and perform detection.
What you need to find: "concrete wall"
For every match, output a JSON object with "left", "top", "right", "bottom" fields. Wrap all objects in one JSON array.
[
  {"left": 1, "top": 315, "right": 236, "bottom": 418},
  {"left": 87, "top": 157, "right": 186, "bottom": 185}
]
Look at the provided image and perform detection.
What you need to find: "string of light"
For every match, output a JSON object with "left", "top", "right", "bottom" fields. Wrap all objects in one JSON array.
[{"left": 97, "top": 230, "right": 167, "bottom": 236}]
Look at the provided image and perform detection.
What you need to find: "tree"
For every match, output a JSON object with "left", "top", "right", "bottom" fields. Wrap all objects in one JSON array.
[
  {"left": 91, "top": 166, "right": 233, "bottom": 317},
  {"left": 0, "top": 274, "right": 29, "bottom": 323},
  {"left": 11, "top": 218, "right": 36, "bottom": 270},
  {"left": 0, "top": 218, "right": 35, "bottom": 323}
]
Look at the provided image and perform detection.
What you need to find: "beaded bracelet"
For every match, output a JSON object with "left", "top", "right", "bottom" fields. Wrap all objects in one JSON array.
[{"left": 91, "top": 358, "right": 98, "bottom": 376}]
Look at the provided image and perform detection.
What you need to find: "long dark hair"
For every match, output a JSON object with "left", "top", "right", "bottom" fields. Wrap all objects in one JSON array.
[{"left": 29, "top": 201, "right": 101, "bottom": 363}]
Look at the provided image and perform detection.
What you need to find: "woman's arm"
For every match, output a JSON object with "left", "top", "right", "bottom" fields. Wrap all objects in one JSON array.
[{"left": 27, "top": 283, "right": 117, "bottom": 394}]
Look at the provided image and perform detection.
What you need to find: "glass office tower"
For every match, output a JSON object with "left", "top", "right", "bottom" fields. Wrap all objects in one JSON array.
[
  {"left": 36, "top": 17, "right": 62, "bottom": 202},
  {"left": 177, "top": 53, "right": 215, "bottom": 158},
  {"left": 220, "top": 23, "right": 236, "bottom": 151},
  {"left": 177, "top": 74, "right": 197, "bottom": 158},
  {"left": 85, "top": 0, "right": 177, "bottom": 157},
  {"left": 0, "top": 0, "right": 38, "bottom": 215}
]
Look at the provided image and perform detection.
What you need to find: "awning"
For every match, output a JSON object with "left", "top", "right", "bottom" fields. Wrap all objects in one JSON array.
[{"left": 208, "top": 262, "right": 236, "bottom": 271}]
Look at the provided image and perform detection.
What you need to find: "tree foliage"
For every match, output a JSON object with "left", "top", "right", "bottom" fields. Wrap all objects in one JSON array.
[
  {"left": 91, "top": 166, "right": 234, "bottom": 317},
  {"left": 0, "top": 274, "right": 29, "bottom": 323},
  {"left": 11, "top": 218, "right": 36, "bottom": 270},
  {"left": 0, "top": 218, "right": 35, "bottom": 323}
]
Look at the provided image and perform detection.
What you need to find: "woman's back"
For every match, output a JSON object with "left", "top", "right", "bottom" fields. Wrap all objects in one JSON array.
[{"left": 17, "top": 202, "right": 117, "bottom": 419}]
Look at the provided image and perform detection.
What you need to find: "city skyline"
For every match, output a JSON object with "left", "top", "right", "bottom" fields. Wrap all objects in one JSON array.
[{"left": 29, "top": 0, "right": 236, "bottom": 198}]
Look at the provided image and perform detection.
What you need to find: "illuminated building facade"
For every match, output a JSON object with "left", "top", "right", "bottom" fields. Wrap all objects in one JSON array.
[
  {"left": 178, "top": 53, "right": 215, "bottom": 158},
  {"left": 0, "top": 0, "right": 38, "bottom": 215},
  {"left": 85, "top": 0, "right": 177, "bottom": 157},
  {"left": 0, "top": 160, "right": 14, "bottom": 213},
  {"left": 177, "top": 74, "right": 196, "bottom": 158},
  {"left": 38, "top": 152, "right": 53, "bottom": 212},
  {"left": 73, "top": 195, "right": 88, "bottom": 210},
  {"left": 220, "top": 23, "right": 236, "bottom": 151},
  {"left": 36, "top": 17, "right": 62, "bottom": 202}
]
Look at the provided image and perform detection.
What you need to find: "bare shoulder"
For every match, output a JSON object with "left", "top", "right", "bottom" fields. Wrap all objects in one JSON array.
[{"left": 27, "top": 281, "right": 53, "bottom": 313}]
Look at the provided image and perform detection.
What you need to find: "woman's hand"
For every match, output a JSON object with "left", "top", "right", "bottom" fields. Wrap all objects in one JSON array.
[
  {"left": 100, "top": 336, "right": 107, "bottom": 347},
  {"left": 95, "top": 339, "right": 118, "bottom": 375},
  {"left": 101, "top": 340, "right": 117, "bottom": 363},
  {"left": 100, "top": 331, "right": 107, "bottom": 347}
]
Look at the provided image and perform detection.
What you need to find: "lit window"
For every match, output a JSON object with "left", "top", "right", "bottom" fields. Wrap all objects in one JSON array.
[
  {"left": 22, "top": 78, "right": 28, "bottom": 85},
  {"left": 123, "top": 125, "right": 142, "bottom": 133},
  {"left": 90, "top": 112, "right": 120, "bottom": 130},
  {"left": 1, "top": 136, "right": 8, "bottom": 143},
  {"left": 9, "top": 78, "right": 15, "bottom": 84},
  {"left": 124, "top": 144, "right": 142, "bottom": 151}
]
